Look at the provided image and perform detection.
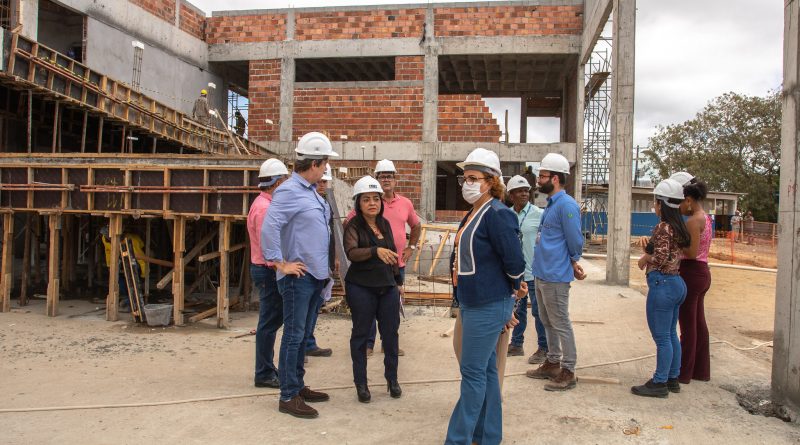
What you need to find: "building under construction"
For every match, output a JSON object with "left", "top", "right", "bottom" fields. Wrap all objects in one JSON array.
[{"left": 0, "top": 0, "right": 636, "bottom": 327}]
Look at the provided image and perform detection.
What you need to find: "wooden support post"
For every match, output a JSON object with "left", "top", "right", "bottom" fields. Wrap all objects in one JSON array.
[
  {"left": 217, "top": 219, "right": 231, "bottom": 328},
  {"left": 20, "top": 213, "right": 31, "bottom": 306},
  {"left": 157, "top": 229, "right": 215, "bottom": 289},
  {"left": 26, "top": 91, "right": 32, "bottom": 153},
  {"left": 86, "top": 218, "right": 94, "bottom": 289},
  {"left": 120, "top": 125, "right": 126, "bottom": 153},
  {"left": 1, "top": 212, "right": 14, "bottom": 312},
  {"left": 51, "top": 102, "right": 59, "bottom": 153},
  {"left": 105, "top": 215, "right": 122, "bottom": 321},
  {"left": 46, "top": 214, "right": 61, "bottom": 317},
  {"left": 144, "top": 218, "right": 151, "bottom": 299},
  {"left": 80, "top": 110, "right": 88, "bottom": 153},
  {"left": 61, "top": 215, "right": 71, "bottom": 292},
  {"left": 32, "top": 215, "right": 41, "bottom": 287},
  {"left": 97, "top": 116, "right": 103, "bottom": 153},
  {"left": 172, "top": 216, "right": 186, "bottom": 326}
]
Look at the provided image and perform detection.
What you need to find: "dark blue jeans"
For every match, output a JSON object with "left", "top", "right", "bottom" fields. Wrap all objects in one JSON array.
[
  {"left": 304, "top": 294, "right": 324, "bottom": 351},
  {"left": 252, "top": 265, "right": 282, "bottom": 382},
  {"left": 345, "top": 282, "right": 400, "bottom": 384},
  {"left": 367, "top": 267, "right": 404, "bottom": 348},
  {"left": 646, "top": 271, "right": 687, "bottom": 383},
  {"left": 510, "top": 280, "right": 547, "bottom": 349},
  {"left": 277, "top": 274, "right": 327, "bottom": 401}
]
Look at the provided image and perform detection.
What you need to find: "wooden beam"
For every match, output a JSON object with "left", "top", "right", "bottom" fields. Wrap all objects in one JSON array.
[
  {"left": 80, "top": 110, "right": 88, "bottom": 153},
  {"left": 144, "top": 218, "right": 151, "bottom": 299},
  {"left": 198, "top": 243, "right": 245, "bottom": 262},
  {"left": 172, "top": 216, "right": 186, "bottom": 326},
  {"left": 46, "top": 214, "right": 61, "bottom": 317},
  {"left": 188, "top": 306, "right": 217, "bottom": 323},
  {"left": 19, "top": 213, "right": 31, "bottom": 306},
  {"left": 105, "top": 214, "right": 122, "bottom": 321},
  {"left": 217, "top": 219, "right": 231, "bottom": 328},
  {"left": 157, "top": 229, "right": 216, "bottom": 290},
  {"left": 0, "top": 212, "right": 14, "bottom": 312},
  {"left": 26, "top": 91, "right": 32, "bottom": 153},
  {"left": 97, "top": 116, "right": 103, "bottom": 153}
]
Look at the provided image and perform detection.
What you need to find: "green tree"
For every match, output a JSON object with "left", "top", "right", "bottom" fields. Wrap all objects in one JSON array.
[{"left": 643, "top": 91, "right": 781, "bottom": 222}]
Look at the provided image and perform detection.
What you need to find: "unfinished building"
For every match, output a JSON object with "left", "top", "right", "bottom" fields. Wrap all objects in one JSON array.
[{"left": 0, "top": 0, "right": 635, "bottom": 328}]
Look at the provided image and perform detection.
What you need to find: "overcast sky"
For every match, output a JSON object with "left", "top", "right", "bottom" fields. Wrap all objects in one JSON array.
[{"left": 193, "top": 0, "right": 784, "bottom": 146}]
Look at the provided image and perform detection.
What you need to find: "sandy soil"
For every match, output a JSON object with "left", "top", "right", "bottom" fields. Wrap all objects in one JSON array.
[{"left": 0, "top": 259, "right": 798, "bottom": 444}]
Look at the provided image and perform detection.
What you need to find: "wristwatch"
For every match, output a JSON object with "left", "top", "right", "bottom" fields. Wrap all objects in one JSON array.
[{"left": 408, "top": 244, "right": 417, "bottom": 250}]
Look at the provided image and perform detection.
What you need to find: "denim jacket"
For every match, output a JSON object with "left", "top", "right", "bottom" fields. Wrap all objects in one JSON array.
[{"left": 450, "top": 199, "right": 525, "bottom": 307}]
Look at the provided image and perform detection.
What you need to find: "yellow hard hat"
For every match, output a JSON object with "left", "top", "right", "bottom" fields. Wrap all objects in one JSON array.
[{"left": 201, "top": 89, "right": 207, "bottom": 95}]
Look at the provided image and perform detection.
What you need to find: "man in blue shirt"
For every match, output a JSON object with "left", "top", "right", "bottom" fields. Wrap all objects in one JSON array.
[
  {"left": 526, "top": 153, "right": 586, "bottom": 392},
  {"left": 262, "top": 132, "right": 338, "bottom": 419},
  {"left": 505, "top": 175, "right": 547, "bottom": 364}
]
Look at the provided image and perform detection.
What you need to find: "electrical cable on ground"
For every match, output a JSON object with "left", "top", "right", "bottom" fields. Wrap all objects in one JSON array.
[{"left": 0, "top": 340, "right": 772, "bottom": 414}]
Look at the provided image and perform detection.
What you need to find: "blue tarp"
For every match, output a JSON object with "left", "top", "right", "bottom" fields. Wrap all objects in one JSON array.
[{"left": 581, "top": 212, "right": 716, "bottom": 237}]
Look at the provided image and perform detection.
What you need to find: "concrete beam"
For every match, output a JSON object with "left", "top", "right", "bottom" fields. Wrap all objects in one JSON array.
[
  {"left": 209, "top": 35, "right": 580, "bottom": 63},
  {"left": 580, "top": 0, "right": 613, "bottom": 65},
  {"left": 605, "top": 0, "right": 635, "bottom": 285},
  {"left": 773, "top": 0, "right": 800, "bottom": 417},
  {"left": 211, "top": 1, "right": 583, "bottom": 16},
  {"left": 295, "top": 80, "right": 423, "bottom": 89}
]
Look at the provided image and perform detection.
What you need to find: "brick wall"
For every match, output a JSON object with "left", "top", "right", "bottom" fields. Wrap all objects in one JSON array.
[
  {"left": 295, "top": 9, "right": 425, "bottom": 40},
  {"left": 179, "top": 1, "right": 205, "bottom": 39},
  {"left": 248, "top": 60, "right": 282, "bottom": 142},
  {"left": 335, "top": 160, "right": 423, "bottom": 210},
  {"left": 438, "top": 95, "right": 501, "bottom": 142},
  {"left": 293, "top": 87, "right": 424, "bottom": 141},
  {"left": 205, "top": 14, "right": 287, "bottom": 43},
  {"left": 395, "top": 56, "right": 425, "bottom": 81},
  {"left": 435, "top": 210, "right": 468, "bottom": 223},
  {"left": 129, "top": 0, "right": 176, "bottom": 24},
  {"left": 434, "top": 5, "right": 582, "bottom": 37}
]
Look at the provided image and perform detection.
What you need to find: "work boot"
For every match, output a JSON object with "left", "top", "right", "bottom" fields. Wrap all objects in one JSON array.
[
  {"left": 527, "top": 348, "right": 548, "bottom": 364},
  {"left": 306, "top": 347, "right": 333, "bottom": 357},
  {"left": 380, "top": 345, "right": 405, "bottom": 356},
  {"left": 507, "top": 345, "right": 524, "bottom": 356},
  {"left": 631, "top": 379, "right": 669, "bottom": 398},
  {"left": 526, "top": 360, "right": 561, "bottom": 380},
  {"left": 666, "top": 378, "right": 681, "bottom": 393},
  {"left": 278, "top": 395, "right": 318, "bottom": 419},
  {"left": 544, "top": 368, "right": 577, "bottom": 391},
  {"left": 299, "top": 386, "right": 330, "bottom": 403},
  {"left": 254, "top": 376, "right": 280, "bottom": 388}
]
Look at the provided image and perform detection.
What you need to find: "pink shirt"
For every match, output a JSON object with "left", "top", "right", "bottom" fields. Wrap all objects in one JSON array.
[
  {"left": 247, "top": 191, "right": 272, "bottom": 266},
  {"left": 346, "top": 193, "right": 420, "bottom": 268},
  {"left": 695, "top": 215, "right": 712, "bottom": 263}
]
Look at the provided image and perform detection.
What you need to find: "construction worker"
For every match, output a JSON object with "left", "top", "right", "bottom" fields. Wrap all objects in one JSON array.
[
  {"left": 262, "top": 131, "right": 339, "bottom": 419},
  {"left": 305, "top": 163, "right": 334, "bottom": 358},
  {"left": 192, "top": 89, "right": 211, "bottom": 126},
  {"left": 100, "top": 226, "right": 148, "bottom": 312},
  {"left": 345, "top": 159, "right": 421, "bottom": 357},
  {"left": 505, "top": 175, "right": 547, "bottom": 364},
  {"left": 234, "top": 111, "right": 246, "bottom": 137},
  {"left": 249, "top": 158, "right": 289, "bottom": 389},
  {"left": 525, "top": 152, "right": 585, "bottom": 391}
]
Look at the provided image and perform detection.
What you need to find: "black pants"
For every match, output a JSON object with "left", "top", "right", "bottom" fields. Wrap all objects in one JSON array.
[{"left": 345, "top": 281, "right": 400, "bottom": 385}]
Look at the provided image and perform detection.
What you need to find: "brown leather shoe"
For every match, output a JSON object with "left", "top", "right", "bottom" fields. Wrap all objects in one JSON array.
[
  {"left": 527, "top": 348, "right": 547, "bottom": 364},
  {"left": 278, "top": 395, "right": 318, "bottom": 419},
  {"left": 544, "top": 368, "right": 577, "bottom": 391},
  {"left": 507, "top": 345, "right": 524, "bottom": 356},
  {"left": 526, "top": 360, "right": 561, "bottom": 380},
  {"left": 299, "top": 386, "right": 330, "bottom": 403}
]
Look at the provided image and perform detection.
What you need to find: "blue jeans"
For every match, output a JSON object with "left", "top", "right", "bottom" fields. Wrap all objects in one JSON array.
[
  {"left": 252, "top": 265, "right": 282, "bottom": 382},
  {"left": 646, "top": 271, "right": 687, "bottom": 383},
  {"left": 277, "top": 274, "right": 327, "bottom": 401},
  {"left": 304, "top": 295, "right": 324, "bottom": 351},
  {"left": 367, "top": 267, "right": 404, "bottom": 348},
  {"left": 445, "top": 296, "right": 514, "bottom": 445},
  {"left": 510, "top": 280, "right": 547, "bottom": 349}
]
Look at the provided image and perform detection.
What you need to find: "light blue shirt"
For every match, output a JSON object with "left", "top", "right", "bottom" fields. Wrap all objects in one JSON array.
[
  {"left": 262, "top": 172, "right": 331, "bottom": 280},
  {"left": 532, "top": 190, "right": 584, "bottom": 283},
  {"left": 515, "top": 202, "right": 543, "bottom": 282}
]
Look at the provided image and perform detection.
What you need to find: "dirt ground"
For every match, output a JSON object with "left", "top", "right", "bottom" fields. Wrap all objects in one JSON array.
[{"left": 1, "top": 259, "right": 798, "bottom": 444}]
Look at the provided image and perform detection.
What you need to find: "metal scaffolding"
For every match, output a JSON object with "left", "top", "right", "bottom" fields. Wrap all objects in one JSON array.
[{"left": 583, "top": 36, "right": 612, "bottom": 188}]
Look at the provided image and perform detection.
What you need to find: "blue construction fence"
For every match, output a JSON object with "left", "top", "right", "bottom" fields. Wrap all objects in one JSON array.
[{"left": 581, "top": 212, "right": 718, "bottom": 237}]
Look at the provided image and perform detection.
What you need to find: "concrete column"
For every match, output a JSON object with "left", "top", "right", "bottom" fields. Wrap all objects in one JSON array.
[
  {"left": 605, "top": 0, "right": 635, "bottom": 285},
  {"left": 520, "top": 95, "right": 528, "bottom": 143},
  {"left": 175, "top": 0, "right": 180, "bottom": 27},
  {"left": 420, "top": 7, "right": 439, "bottom": 221},
  {"left": 279, "top": 57, "right": 295, "bottom": 153},
  {"left": 574, "top": 63, "right": 586, "bottom": 203},
  {"left": 19, "top": 0, "right": 39, "bottom": 40},
  {"left": 773, "top": 0, "right": 800, "bottom": 416}
]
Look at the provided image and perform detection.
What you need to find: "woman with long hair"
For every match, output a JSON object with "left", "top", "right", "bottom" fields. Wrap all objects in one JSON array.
[
  {"left": 672, "top": 172, "right": 713, "bottom": 383},
  {"left": 343, "top": 176, "right": 403, "bottom": 403},
  {"left": 445, "top": 148, "right": 526, "bottom": 445},
  {"left": 633, "top": 178, "right": 690, "bottom": 397}
]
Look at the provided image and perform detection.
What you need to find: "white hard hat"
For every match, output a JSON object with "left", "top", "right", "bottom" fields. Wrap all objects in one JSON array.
[
  {"left": 652, "top": 178, "right": 685, "bottom": 208},
  {"left": 456, "top": 148, "right": 502, "bottom": 177},
  {"left": 321, "top": 163, "right": 332, "bottom": 181},
  {"left": 507, "top": 175, "right": 531, "bottom": 191},
  {"left": 352, "top": 176, "right": 384, "bottom": 197},
  {"left": 258, "top": 158, "right": 289, "bottom": 179},
  {"left": 669, "top": 171, "right": 694, "bottom": 187},
  {"left": 295, "top": 132, "right": 339, "bottom": 159},
  {"left": 374, "top": 159, "right": 397, "bottom": 174},
  {"left": 539, "top": 153, "right": 570, "bottom": 174}
]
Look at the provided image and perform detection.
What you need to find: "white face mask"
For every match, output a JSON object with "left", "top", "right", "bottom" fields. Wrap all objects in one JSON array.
[{"left": 462, "top": 182, "right": 486, "bottom": 204}]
